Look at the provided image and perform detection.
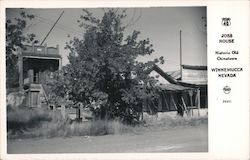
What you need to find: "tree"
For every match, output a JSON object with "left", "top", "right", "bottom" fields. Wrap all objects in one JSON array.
[
  {"left": 6, "top": 10, "right": 38, "bottom": 89},
  {"left": 51, "top": 9, "right": 164, "bottom": 124}
]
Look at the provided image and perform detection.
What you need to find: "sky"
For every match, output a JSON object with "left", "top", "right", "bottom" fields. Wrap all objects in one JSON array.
[{"left": 6, "top": 7, "right": 207, "bottom": 72}]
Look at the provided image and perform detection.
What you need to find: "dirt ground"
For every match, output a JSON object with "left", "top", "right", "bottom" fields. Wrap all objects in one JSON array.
[{"left": 7, "top": 124, "right": 208, "bottom": 153}]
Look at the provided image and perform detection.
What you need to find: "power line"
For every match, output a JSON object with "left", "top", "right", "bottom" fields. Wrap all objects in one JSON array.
[
  {"left": 35, "top": 13, "right": 83, "bottom": 34},
  {"left": 8, "top": 9, "right": 84, "bottom": 37},
  {"left": 35, "top": 17, "right": 83, "bottom": 37},
  {"left": 41, "top": 11, "right": 65, "bottom": 45},
  {"left": 125, "top": 8, "right": 136, "bottom": 27},
  {"left": 124, "top": 9, "right": 142, "bottom": 28}
]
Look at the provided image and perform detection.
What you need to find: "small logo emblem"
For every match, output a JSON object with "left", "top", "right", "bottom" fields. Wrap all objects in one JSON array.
[
  {"left": 222, "top": 18, "right": 231, "bottom": 26},
  {"left": 223, "top": 86, "right": 231, "bottom": 94}
]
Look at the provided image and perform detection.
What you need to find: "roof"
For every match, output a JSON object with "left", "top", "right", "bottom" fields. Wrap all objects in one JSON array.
[
  {"left": 150, "top": 65, "right": 207, "bottom": 89},
  {"left": 152, "top": 65, "right": 178, "bottom": 84},
  {"left": 167, "top": 66, "right": 207, "bottom": 86},
  {"left": 21, "top": 45, "right": 62, "bottom": 59},
  {"left": 22, "top": 52, "right": 62, "bottom": 59},
  {"left": 167, "top": 70, "right": 181, "bottom": 80},
  {"left": 157, "top": 83, "right": 195, "bottom": 92},
  {"left": 182, "top": 65, "right": 207, "bottom": 70},
  {"left": 178, "top": 81, "right": 207, "bottom": 87}
]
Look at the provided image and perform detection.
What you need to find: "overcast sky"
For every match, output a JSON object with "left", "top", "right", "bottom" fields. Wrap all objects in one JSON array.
[{"left": 6, "top": 7, "right": 207, "bottom": 72}]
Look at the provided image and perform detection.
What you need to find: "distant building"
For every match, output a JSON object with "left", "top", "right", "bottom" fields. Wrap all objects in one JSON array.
[{"left": 18, "top": 44, "right": 62, "bottom": 108}]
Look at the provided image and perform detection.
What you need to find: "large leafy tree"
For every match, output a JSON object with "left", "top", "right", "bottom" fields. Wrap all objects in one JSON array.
[
  {"left": 6, "top": 10, "right": 38, "bottom": 89},
  {"left": 52, "top": 9, "right": 164, "bottom": 124}
]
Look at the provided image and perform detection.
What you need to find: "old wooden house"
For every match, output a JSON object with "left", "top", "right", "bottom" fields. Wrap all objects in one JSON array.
[
  {"left": 144, "top": 64, "right": 207, "bottom": 116},
  {"left": 169, "top": 65, "right": 208, "bottom": 109},
  {"left": 18, "top": 44, "right": 62, "bottom": 108}
]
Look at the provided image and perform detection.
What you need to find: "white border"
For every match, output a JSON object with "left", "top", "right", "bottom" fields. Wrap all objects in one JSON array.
[{"left": 1, "top": 1, "right": 249, "bottom": 160}]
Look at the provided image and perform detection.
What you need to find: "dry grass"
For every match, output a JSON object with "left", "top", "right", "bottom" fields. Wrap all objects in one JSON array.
[
  {"left": 8, "top": 120, "right": 136, "bottom": 139},
  {"left": 7, "top": 107, "right": 136, "bottom": 139},
  {"left": 142, "top": 112, "right": 208, "bottom": 129},
  {"left": 7, "top": 107, "right": 207, "bottom": 139},
  {"left": 7, "top": 107, "right": 63, "bottom": 138},
  {"left": 65, "top": 120, "right": 136, "bottom": 137}
]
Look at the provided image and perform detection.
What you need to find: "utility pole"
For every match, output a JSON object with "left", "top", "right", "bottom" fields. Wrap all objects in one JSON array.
[
  {"left": 40, "top": 11, "right": 64, "bottom": 45},
  {"left": 180, "top": 30, "right": 182, "bottom": 80}
]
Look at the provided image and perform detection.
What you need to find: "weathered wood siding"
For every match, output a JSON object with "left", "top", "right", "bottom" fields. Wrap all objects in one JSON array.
[{"left": 182, "top": 68, "right": 207, "bottom": 84}]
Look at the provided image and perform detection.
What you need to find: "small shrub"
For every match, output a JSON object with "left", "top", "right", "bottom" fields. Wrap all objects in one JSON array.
[{"left": 7, "top": 106, "right": 63, "bottom": 137}]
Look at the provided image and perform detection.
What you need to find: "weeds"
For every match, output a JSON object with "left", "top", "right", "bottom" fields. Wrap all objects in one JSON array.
[
  {"left": 142, "top": 112, "right": 208, "bottom": 128},
  {"left": 7, "top": 106, "right": 63, "bottom": 138},
  {"left": 7, "top": 107, "right": 207, "bottom": 139}
]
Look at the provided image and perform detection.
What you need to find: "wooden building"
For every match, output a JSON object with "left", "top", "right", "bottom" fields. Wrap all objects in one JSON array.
[
  {"left": 18, "top": 44, "right": 62, "bottom": 108},
  {"left": 145, "top": 64, "right": 207, "bottom": 116},
  {"left": 168, "top": 65, "right": 208, "bottom": 109}
]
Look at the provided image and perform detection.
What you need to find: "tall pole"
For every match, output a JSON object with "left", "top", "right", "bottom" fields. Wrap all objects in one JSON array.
[
  {"left": 18, "top": 47, "right": 23, "bottom": 90},
  {"left": 180, "top": 30, "right": 182, "bottom": 80},
  {"left": 40, "top": 11, "right": 64, "bottom": 45}
]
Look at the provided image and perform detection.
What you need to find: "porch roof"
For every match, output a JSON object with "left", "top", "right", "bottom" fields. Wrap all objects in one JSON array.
[
  {"left": 157, "top": 83, "right": 195, "bottom": 92},
  {"left": 22, "top": 52, "right": 62, "bottom": 59}
]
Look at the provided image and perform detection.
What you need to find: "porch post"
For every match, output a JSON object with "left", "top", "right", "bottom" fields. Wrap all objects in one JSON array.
[
  {"left": 57, "top": 44, "right": 62, "bottom": 70},
  {"left": 28, "top": 69, "right": 34, "bottom": 83},
  {"left": 181, "top": 96, "right": 189, "bottom": 116},
  {"left": 197, "top": 88, "right": 201, "bottom": 117},
  {"left": 188, "top": 90, "right": 194, "bottom": 117},
  {"left": 158, "top": 93, "right": 162, "bottom": 112},
  {"left": 59, "top": 58, "right": 62, "bottom": 70}
]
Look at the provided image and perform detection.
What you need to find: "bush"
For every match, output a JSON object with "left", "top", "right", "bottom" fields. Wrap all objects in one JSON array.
[{"left": 7, "top": 106, "right": 63, "bottom": 137}]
